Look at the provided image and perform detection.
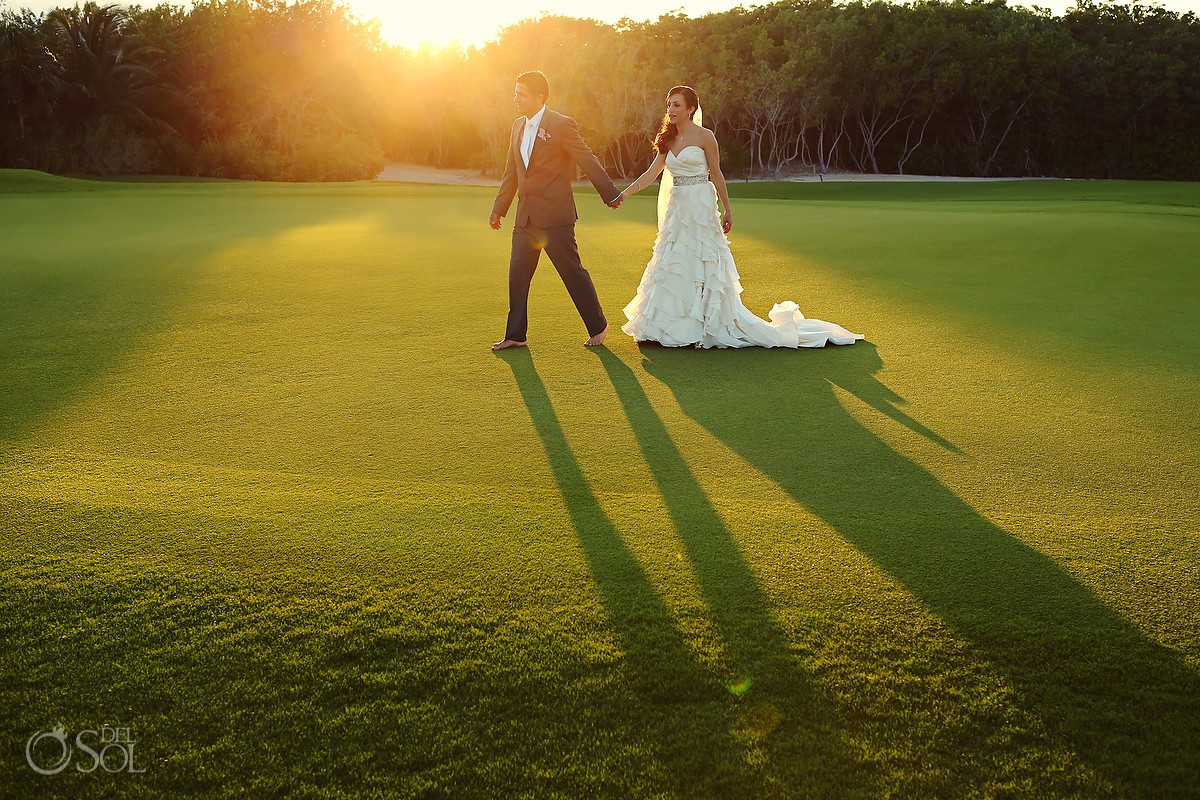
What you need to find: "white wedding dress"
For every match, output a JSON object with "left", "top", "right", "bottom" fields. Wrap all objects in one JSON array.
[{"left": 621, "top": 145, "right": 864, "bottom": 348}]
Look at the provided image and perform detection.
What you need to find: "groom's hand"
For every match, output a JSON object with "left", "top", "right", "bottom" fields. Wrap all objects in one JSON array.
[
  {"left": 607, "top": 193, "right": 624, "bottom": 209},
  {"left": 488, "top": 213, "right": 503, "bottom": 230}
]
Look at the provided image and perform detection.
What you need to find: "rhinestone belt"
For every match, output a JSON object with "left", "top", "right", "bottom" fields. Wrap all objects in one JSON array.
[{"left": 672, "top": 174, "right": 710, "bottom": 186}]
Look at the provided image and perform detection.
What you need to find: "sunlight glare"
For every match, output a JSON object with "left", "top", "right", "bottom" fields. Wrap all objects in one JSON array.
[
  {"left": 346, "top": 0, "right": 1200, "bottom": 49},
  {"left": 347, "top": 0, "right": 747, "bottom": 49}
]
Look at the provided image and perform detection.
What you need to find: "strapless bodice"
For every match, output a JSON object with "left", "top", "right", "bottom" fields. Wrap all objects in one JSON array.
[{"left": 666, "top": 145, "right": 709, "bottom": 179}]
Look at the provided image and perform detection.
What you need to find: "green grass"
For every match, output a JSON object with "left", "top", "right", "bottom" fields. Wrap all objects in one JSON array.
[{"left": 1, "top": 168, "right": 1198, "bottom": 798}]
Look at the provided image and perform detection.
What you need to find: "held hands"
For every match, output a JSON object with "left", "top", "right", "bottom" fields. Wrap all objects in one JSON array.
[
  {"left": 609, "top": 181, "right": 641, "bottom": 209},
  {"left": 607, "top": 192, "right": 624, "bottom": 210},
  {"left": 489, "top": 212, "right": 502, "bottom": 230}
]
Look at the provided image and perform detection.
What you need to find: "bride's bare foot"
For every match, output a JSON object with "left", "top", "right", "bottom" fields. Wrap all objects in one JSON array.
[
  {"left": 491, "top": 338, "right": 528, "bottom": 351},
  {"left": 584, "top": 324, "right": 609, "bottom": 347}
]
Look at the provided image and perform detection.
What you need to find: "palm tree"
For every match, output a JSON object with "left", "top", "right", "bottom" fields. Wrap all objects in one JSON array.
[
  {"left": 46, "top": 2, "right": 182, "bottom": 134},
  {"left": 0, "top": 10, "right": 61, "bottom": 141}
]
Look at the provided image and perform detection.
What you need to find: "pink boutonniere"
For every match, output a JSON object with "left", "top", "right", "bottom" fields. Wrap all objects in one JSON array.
[{"left": 537, "top": 128, "right": 551, "bottom": 141}]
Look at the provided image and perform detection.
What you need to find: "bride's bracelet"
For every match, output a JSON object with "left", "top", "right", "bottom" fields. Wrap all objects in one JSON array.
[{"left": 625, "top": 179, "right": 642, "bottom": 196}]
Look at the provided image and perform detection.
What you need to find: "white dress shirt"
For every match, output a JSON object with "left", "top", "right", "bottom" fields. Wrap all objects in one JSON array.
[{"left": 521, "top": 105, "right": 547, "bottom": 168}]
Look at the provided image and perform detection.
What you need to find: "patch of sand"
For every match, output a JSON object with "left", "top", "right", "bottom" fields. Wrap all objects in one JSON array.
[{"left": 375, "top": 163, "right": 500, "bottom": 186}]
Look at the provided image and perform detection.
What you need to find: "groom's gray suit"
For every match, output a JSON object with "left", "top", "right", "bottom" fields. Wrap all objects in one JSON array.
[{"left": 491, "top": 108, "right": 619, "bottom": 342}]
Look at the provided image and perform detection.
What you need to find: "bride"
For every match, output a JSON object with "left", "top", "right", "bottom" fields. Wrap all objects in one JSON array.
[{"left": 616, "top": 85, "right": 864, "bottom": 349}]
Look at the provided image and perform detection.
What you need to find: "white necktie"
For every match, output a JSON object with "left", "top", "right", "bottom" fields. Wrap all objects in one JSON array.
[{"left": 522, "top": 120, "right": 537, "bottom": 168}]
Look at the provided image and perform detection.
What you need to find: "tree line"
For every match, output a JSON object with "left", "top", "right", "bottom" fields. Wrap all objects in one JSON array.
[{"left": 2, "top": 0, "right": 1198, "bottom": 181}]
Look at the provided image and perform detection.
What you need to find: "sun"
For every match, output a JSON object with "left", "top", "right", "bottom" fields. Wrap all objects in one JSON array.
[
  {"left": 346, "top": 0, "right": 750, "bottom": 50},
  {"left": 350, "top": 0, "right": 514, "bottom": 50}
]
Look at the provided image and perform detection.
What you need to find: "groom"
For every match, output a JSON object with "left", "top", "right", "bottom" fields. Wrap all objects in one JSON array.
[{"left": 489, "top": 70, "right": 622, "bottom": 350}]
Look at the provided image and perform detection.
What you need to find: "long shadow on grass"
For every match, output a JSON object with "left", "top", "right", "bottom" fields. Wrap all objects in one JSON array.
[
  {"left": 501, "top": 348, "right": 862, "bottom": 796},
  {"left": 591, "top": 348, "right": 863, "bottom": 789},
  {"left": 642, "top": 340, "right": 1200, "bottom": 797}
]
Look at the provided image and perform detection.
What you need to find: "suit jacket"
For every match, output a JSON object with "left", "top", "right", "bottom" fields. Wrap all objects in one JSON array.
[{"left": 491, "top": 109, "right": 618, "bottom": 229}]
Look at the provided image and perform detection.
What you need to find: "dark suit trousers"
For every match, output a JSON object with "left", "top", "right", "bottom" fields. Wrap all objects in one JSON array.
[{"left": 506, "top": 223, "right": 607, "bottom": 341}]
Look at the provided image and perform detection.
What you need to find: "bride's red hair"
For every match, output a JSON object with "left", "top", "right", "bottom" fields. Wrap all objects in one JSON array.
[{"left": 653, "top": 85, "right": 700, "bottom": 154}]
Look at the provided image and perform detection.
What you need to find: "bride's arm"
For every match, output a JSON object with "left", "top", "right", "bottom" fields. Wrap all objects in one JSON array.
[
  {"left": 702, "top": 130, "right": 733, "bottom": 233},
  {"left": 618, "top": 151, "right": 667, "bottom": 200}
]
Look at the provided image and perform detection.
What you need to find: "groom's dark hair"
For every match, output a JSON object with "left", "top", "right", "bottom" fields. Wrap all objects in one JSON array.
[{"left": 516, "top": 70, "right": 550, "bottom": 101}]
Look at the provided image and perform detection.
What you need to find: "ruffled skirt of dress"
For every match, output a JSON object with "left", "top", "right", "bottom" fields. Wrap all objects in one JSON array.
[{"left": 621, "top": 182, "right": 864, "bottom": 349}]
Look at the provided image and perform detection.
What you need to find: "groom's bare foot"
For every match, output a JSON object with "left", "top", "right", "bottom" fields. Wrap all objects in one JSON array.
[
  {"left": 491, "top": 338, "right": 528, "bottom": 351},
  {"left": 584, "top": 324, "right": 609, "bottom": 347}
]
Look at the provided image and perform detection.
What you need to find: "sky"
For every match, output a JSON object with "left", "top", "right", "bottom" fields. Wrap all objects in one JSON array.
[
  {"left": 7, "top": 0, "right": 1200, "bottom": 49},
  {"left": 358, "top": 0, "right": 1200, "bottom": 48}
]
